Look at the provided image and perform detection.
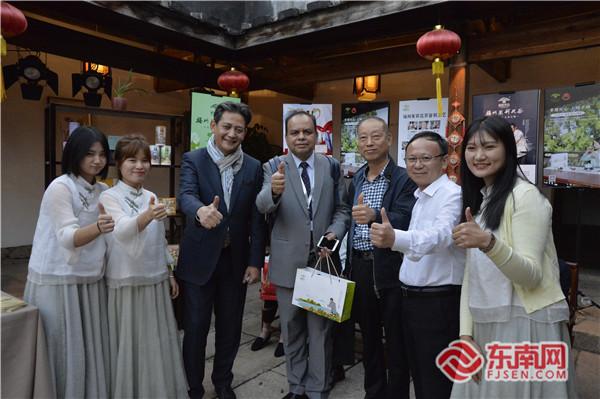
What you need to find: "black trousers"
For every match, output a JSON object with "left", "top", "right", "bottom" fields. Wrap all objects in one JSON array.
[
  {"left": 181, "top": 248, "right": 247, "bottom": 399},
  {"left": 351, "top": 254, "right": 410, "bottom": 399},
  {"left": 401, "top": 290, "right": 460, "bottom": 399},
  {"left": 262, "top": 299, "right": 278, "bottom": 324}
]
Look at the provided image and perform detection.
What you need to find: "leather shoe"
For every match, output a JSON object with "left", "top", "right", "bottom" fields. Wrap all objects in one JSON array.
[
  {"left": 281, "top": 393, "right": 308, "bottom": 399},
  {"left": 274, "top": 342, "right": 285, "bottom": 358},
  {"left": 215, "top": 386, "right": 236, "bottom": 399},
  {"left": 251, "top": 333, "right": 272, "bottom": 351}
]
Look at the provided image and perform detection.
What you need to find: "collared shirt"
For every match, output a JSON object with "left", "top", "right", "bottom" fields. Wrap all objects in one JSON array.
[
  {"left": 290, "top": 151, "right": 315, "bottom": 191},
  {"left": 393, "top": 174, "right": 465, "bottom": 287},
  {"left": 352, "top": 161, "right": 389, "bottom": 251}
]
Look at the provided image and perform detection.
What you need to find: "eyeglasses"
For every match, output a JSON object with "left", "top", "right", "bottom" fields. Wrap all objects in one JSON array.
[{"left": 404, "top": 154, "right": 445, "bottom": 164}]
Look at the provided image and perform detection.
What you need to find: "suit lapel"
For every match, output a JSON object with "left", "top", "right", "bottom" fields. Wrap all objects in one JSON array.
[
  {"left": 311, "top": 154, "right": 325, "bottom": 216},
  {"left": 286, "top": 154, "right": 309, "bottom": 217},
  {"left": 203, "top": 150, "right": 226, "bottom": 214}
]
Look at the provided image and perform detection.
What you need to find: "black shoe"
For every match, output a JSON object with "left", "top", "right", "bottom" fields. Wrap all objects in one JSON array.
[
  {"left": 251, "top": 333, "right": 272, "bottom": 351},
  {"left": 281, "top": 393, "right": 308, "bottom": 399},
  {"left": 215, "top": 386, "right": 236, "bottom": 399},
  {"left": 274, "top": 342, "right": 285, "bottom": 358},
  {"left": 330, "top": 365, "right": 345, "bottom": 387}
]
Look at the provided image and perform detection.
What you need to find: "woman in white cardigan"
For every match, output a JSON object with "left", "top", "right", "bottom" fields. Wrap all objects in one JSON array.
[
  {"left": 25, "top": 126, "right": 114, "bottom": 398},
  {"left": 451, "top": 116, "right": 577, "bottom": 398},
  {"left": 99, "top": 134, "right": 187, "bottom": 398}
]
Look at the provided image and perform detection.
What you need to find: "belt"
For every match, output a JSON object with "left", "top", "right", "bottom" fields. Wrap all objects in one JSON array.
[
  {"left": 352, "top": 250, "right": 373, "bottom": 261},
  {"left": 400, "top": 284, "right": 461, "bottom": 298}
]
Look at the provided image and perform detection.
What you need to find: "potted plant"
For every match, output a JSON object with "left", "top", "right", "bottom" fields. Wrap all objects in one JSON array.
[{"left": 111, "top": 70, "right": 147, "bottom": 111}]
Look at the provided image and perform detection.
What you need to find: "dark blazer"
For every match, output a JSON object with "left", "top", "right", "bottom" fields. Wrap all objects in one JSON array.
[
  {"left": 346, "top": 159, "right": 417, "bottom": 290},
  {"left": 176, "top": 148, "right": 266, "bottom": 286}
]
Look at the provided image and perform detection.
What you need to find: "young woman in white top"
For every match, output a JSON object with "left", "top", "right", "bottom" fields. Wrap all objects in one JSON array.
[
  {"left": 451, "top": 116, "right": 576, "bottom": 398},
  {"left": 24, "top": 126, "right": 114, "bottom": 398},
  {"left": 99, "top": 134, "right": 187, "bottom": 398}
]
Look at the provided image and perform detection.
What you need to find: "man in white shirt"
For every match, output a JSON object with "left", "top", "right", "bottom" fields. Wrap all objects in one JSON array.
[{"left": 370, "top": 131, "right": 465, "bottom": 399}]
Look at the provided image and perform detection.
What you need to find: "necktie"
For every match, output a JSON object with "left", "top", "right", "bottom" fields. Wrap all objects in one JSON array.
[{"left": 300, "top": 161, "right": 314, "bottom": 248}]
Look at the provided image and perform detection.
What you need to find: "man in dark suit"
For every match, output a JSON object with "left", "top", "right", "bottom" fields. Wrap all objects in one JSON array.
[
  {"left": 177, "top": 101, "right": 266, "bottom": 399},
  {"left": 256, "top": 110, "right": 350, "bottom": 399}
]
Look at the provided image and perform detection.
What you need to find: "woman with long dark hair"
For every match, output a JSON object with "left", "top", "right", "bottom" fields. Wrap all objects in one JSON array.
[
  {"left": 450, "top": 116, "right": 576, "bottom": 398},
  {"left": 24, "top": 126, "right": 113, "bottom": 398}
]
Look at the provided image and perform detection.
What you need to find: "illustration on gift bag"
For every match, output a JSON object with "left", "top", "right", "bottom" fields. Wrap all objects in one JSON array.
[{"left": 292, "top": 255, "right": 355, "bottom": 323}]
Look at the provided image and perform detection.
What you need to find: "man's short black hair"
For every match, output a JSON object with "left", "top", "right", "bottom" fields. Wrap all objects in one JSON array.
[
  {"left": 284, "top": 110, "right": 317, "bottom": 135},
  {"left": 406, "top": 131, "right": 448, "bottom": 155},
  {"left": 214, "top": 101, "right": 252, "bottom": 126},
  {"left": 62, "top": 126, "right": 110, "bottom": 179}
]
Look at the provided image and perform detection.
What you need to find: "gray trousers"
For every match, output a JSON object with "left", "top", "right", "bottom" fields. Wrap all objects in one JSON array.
[{"left": 276, "top": 286, "right": 333, "bottom": 399}]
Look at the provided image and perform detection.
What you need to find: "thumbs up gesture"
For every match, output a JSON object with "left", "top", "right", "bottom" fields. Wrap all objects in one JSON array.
[
  {"left": 370, "top": 208, "right": 395, "bottom": 249},
  {"left": 452, "top": 207, "right": 492, "bottom": 249},
  {"left": 197, "top": 195, "right": 223, "bottom": 229},
  {"left": 96, "top": 202, "right": 115, "bottom": 233},
  {"left": 146, "top": 196, "right": 167, "bottom": 221},
  {"left": 352, "top": 192, "right": 376, "bottom": 225},
  {"left": 271, "top": 161, "right": 286, "bottom": 196}
]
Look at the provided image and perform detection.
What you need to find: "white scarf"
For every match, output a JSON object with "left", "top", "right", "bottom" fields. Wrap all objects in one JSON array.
[{"left": 206, "top": 135, "right": 244, "bottom": 210}]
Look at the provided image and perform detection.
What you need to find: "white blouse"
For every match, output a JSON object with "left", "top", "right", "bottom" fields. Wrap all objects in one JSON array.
[
  {"left": 100, "top": 181, "right": 171, "bottom": 288},
  {"left": 468, "top": 189, "right": 569, "bottom": 324},
  {"left": 27, "top": 174, "right": 108, "bottom": 284}
]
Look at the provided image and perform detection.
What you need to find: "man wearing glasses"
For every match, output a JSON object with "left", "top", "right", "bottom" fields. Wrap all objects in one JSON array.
[
  {"left": 345, "top": 117, "right": 416, "bottom": 399},
  {"left": 370, "top": 131, "right": 465, "bottom": 399}
]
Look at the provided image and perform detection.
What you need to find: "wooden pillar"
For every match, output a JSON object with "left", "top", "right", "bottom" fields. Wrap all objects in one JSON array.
[{"left": 446, "top": 37, "right": 469, "bottom": 184}]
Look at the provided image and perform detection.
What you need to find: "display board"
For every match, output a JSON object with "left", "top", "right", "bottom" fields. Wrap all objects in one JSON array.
[
  {"left": 472, "top": 90, "right": 540, "bottom": 183},
  {"left": 397, "top": 98, "right": 448, "bottom": 167},
  {"left": 282, "top": 104, "right": 333, "bottom": 155},
  {"left": 190, "top": 92, "right": 241, "bottom": 150},
  {"left": 340, "top": 102, "right": 390, "bottom": 176},
  {"left": 543, "top": 83, "right": 600, "bottom": 188}
]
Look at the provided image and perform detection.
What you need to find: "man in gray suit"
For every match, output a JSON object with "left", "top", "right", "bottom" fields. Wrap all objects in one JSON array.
[{"left": 256, "top": 110, "right": 350, "bottom": 399}]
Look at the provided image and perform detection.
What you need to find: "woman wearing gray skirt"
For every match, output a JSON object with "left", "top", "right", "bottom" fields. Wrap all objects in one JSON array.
[
  {"left": 451, "top": 116, "right": 577, "bottom": 398},
  {"left": 100, "top": 134, "right": 188, "bottom": 398},
  {"left": 25, "top": 126, "right": 113, "bottom": 398}
]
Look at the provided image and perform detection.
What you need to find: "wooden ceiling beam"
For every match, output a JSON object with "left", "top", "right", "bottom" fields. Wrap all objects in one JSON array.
[
  {"left": 468, "top": 10, "right": 600, "bottom": 62},
  {"left": 5, "top": 17, "right": 222, "bottom": 88}
]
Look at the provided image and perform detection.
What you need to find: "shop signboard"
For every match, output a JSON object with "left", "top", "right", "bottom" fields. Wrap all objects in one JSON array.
[
  {"left": 543, "top": 83, "right": 600, "bottom": 188},
  {"left": 472, "top": 90, "right": 540, "bottom": 183},
  {"left": 397, "top": 98, "right": 448, "bottom": 167}
]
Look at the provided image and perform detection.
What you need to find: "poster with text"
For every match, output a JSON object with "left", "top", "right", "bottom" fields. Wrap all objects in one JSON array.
[
  {"left": 543, "top": 83, "right": 600, "bottom": 188},
  {"left": 472, "top": 90, "right": 540, "bottom": 183},
  {"left": 341, "top": 102, "right": 390, "bottom": 176},
  {"left": 190, "top": 92, "right": 241, "bottom": 150},
  {"left": 282, "top": 104, "right": 333, "bottom": 155},
  {"left": 397, "top": 99, "right": 448, "bottom": 167}
]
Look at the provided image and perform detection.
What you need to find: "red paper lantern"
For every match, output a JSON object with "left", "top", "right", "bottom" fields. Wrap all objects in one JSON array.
[
  {"left": 1, "top": 2, "right": 28, "bottom": 38},
  {"left": 416, "top": 25, "right": 461, "bottom": 115},
  {"left": 217, "top": 67, "right": 249, "bottom": 98}
]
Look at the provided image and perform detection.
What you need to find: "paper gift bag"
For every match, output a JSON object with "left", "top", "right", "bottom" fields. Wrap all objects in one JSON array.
[
  {"left": 260, "top": 261, "right": 277, "bottom": 302},
  {"left": 292, "top": 256, "right": 355, "bottom": 323}
]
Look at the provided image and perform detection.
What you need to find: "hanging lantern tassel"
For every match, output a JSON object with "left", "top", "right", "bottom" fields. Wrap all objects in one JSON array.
[
  {"left": 1, "top": 35, "right": 6, "bottom": 101},
  {"left": 432, "top": 57, "right": 444, "bottom": 115},
  {"left": 416, "top": 25, "right": 461, "bottom": 117}
]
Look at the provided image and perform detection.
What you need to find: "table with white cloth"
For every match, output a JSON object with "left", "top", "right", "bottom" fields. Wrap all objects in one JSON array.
[{"left": 1, "top": 291, "right": 55, "bottom": 398}]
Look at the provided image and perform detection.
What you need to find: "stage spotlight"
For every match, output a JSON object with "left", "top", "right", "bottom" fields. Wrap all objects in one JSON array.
[{"left": 3, "top": 54, "right": 59, "bottom": 100}]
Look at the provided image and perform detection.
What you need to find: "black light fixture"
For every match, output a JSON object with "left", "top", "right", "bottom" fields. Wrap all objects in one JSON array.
[
  {"left": 72, "top": 62, "right": 112, "bottom": 107},
  {"left": 3, "top": 54, "right": 59, "bottom": 100}
]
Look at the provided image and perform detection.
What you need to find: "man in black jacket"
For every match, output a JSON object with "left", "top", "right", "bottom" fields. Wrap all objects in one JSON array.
[{"left": 346, "top": 117, "right": 416, "bottom": 399}]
